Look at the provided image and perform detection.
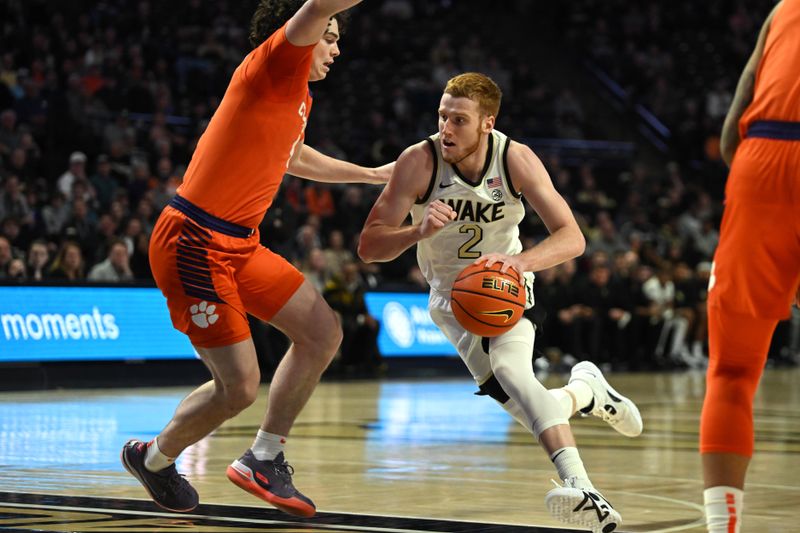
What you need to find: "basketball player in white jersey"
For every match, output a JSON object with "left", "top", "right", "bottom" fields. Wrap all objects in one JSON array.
[{"left": 358, "top": 73, "right": 643, "bottom": 532}]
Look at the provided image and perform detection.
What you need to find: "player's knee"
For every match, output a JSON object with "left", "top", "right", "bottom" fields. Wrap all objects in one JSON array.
[
  {"left": 304, "top": 306, "right": 343, "bottom": 362},
  {"left": 319, "top": 308, "right": 343, "bottom": 353},
  {"left": 217, "top": 372, "right": 261, "bottom": 416},
  {"left": 701, "top": 352, "right": 764, "bottom": 453},
  {"left": 708, "top": 356, "right": 762, "bottom": 401},
  {"left": 328, "top": 311, "right": 344, "bottom": 354},
  {"left": 219, "top": 375, "right": 260, "bottom": 414}
]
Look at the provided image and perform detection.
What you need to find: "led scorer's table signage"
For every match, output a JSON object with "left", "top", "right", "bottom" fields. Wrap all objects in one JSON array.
[
  {"left": 0, "top": 286, "right": 195, "bottom": 362},
  {"left": 0, "top": 287, "right": 457, "bottom": 362},
  {"left": 364, "top": 292, "right": 457, "bottom": 357}
]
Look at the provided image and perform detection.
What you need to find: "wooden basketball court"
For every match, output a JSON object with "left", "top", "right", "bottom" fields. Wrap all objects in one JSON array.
[{"left": 0, "top": 368, "right": 797, "bottom": 532}]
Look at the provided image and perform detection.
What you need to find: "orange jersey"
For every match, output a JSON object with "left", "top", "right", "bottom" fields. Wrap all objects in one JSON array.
[
  {"left": 178, "top": 25, "right": 315, "bottom": 228},
  {"left": 739, "top": 0, "right": 800, "bottom": 136}
]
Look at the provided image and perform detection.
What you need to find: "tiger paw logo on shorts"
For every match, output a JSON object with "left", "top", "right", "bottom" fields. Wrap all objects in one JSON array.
[{"left": 190, "top": 301, "right": 219, "bottom": 328}]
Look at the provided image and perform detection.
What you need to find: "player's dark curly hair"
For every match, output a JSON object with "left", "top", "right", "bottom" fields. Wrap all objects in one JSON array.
[{"left": 249, "top": 0, "right": 351, "bottom": 48}]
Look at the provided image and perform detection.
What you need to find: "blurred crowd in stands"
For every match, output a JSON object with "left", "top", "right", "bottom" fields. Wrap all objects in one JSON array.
[
  {"left": 1, "top": 0, "right": 796, "bottom": 371},
  {"left": 564, "top": 0, "right": 775, "bottom": 163}
]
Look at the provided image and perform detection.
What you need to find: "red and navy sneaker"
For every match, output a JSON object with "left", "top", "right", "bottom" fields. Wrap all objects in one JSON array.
[
  {"left": 226, "top": 450, "right": 316, "bottom": 517},
  {"left": 120, "top": 439, "right": 199, "bottom": 512}
]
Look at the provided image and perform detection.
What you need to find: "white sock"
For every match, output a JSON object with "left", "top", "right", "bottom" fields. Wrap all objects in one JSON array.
[
  {"left": 560, "top": 379, "right": 594, "bottom": 413},
  {"left": 144, "top": 437, "right": 175, "bottom": 472},
  {"left": 704, "top": 486, "right": 743, "bottom": 533},
  {"left": 550, "top": 447, "right": 592, "bottom": 488},
  {"left": 251, "top": 430, "right": 286, "bottom": 461}
]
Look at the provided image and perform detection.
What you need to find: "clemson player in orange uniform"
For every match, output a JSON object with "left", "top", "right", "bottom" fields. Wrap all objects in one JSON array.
[
  {"left": 120, "top": 0, "right": 390, "bottom": 518},
  {"left": 701, "top": 1, "right": 800, "bottom": 531}
]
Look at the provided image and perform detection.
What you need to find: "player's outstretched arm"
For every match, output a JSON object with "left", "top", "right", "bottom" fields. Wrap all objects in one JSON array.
[
  {"left": 506, "top": 142, "right": 585, "bottom": 272},
  {"left": 720, "top": 2, "right": 780, "bottom": 166},
  {"left": 358, "top": 143, "right": 454, "bottom": 263},
  {"left": 288, "top": 143, "right": 393, "bottom": 184},
  {"left": 286, "top": 0, "right": 364, "bottom": 46}
]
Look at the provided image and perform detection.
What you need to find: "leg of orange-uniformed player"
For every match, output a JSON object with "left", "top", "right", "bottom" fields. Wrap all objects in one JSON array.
[{"left": 700, "top": 306, "right": 777, "bottom": 533}]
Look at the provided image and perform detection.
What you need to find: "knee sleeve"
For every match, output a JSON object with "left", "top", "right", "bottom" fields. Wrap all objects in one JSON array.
[
  {"left": 488, "top": 319, "right": 568, "bottom": 438},
  {"left": 700, "top": 306, "right": 777, "bottom": 456},
  {"left": 475, "top": 368, "right": 536, "bottom": 433}
]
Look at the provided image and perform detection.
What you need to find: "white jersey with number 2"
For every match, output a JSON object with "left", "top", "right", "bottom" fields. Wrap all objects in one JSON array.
[{"left": 411, "top": 129, "right": 534, "bottom": 301}]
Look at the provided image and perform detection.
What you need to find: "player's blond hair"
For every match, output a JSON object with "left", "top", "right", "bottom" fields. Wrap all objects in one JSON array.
[{"left": 444, "top": 73, "right": 502, "bottom": 118}]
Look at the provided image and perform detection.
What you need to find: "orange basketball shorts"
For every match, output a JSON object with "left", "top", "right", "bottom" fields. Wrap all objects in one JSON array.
[
  {"left": 149, "top": 196, "right": 304, "bottom": 348},
  {"left": 707, "top": 135, "right": 800, "bottom": 320}
]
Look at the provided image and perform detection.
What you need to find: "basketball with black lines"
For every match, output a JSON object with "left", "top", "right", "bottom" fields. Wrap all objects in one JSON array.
[{"left": 451, "top": 261, "right": 526, "bottom": 337}]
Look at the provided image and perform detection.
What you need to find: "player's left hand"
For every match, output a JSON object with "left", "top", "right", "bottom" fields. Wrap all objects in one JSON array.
[{"left": 475, "top": 253, "right": 526, "bottom": 281}]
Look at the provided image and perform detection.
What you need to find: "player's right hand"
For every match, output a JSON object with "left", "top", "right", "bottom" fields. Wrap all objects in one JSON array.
[{"left": 418, "top": 200, "right": 456, "bottom": 239}]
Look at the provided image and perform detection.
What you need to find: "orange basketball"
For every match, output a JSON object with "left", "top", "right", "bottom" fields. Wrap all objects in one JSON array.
[{"left": 451, "top": 261, "right": 526, "bottom": 337}]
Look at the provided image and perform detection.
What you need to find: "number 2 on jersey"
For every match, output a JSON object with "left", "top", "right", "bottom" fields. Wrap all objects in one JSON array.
[{"left": 458, "top": 224, "right": 483, "bottom": 259}]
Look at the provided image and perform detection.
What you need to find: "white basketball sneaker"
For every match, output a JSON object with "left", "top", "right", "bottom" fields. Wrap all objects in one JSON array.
[
  {"left": 545, "top": 477, "right": 621, "bottom": 532},
  {"left": 569, "top": 361, "right": 643, "bottom": 437}
]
